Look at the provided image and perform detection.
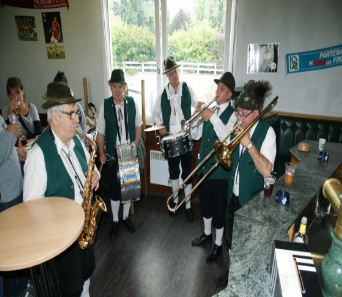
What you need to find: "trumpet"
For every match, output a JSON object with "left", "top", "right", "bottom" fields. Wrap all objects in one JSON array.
[
  {"left": 181, "top": 97, "right": 217, "bottom": 133},
  {"left": 166, "top": 96, "right": 279, "bottom": 213}
]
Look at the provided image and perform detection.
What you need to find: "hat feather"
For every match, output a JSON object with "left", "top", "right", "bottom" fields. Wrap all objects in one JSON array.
[{"left": 244, "top": 80, "right": 272, "bottom": 108}]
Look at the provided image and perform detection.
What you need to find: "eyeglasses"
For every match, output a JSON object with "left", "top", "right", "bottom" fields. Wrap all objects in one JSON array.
[
  {"left": 235, "top": 109, "right": 254, "bottom": 119},
  {"left": 60, "top": 109, "right": 81, "bottom": 119}
]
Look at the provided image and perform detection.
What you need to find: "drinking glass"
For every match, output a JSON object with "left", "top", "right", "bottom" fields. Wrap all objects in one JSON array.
[
  {"left": 264, "top": 175, "right": 276, "bottom": 198},
  {"left": 15, "top": 100, "right": 21, "bottom": 115},
  {"left": 318, "top": 138, "right": 326, "bottom": 152},
  {"left": 284, "top": 162, "right": 296, "bottom": 187},
  {"left": 9, "top": 113, "right": 18, "bottom": 124},
  {"left": 20, "top": 135, "right": 27, "bottom": 146}
]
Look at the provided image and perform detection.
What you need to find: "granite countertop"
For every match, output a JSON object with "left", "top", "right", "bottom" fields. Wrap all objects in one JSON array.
[{"left": 215, "top": 141, "right": 342, "bottom": 297}]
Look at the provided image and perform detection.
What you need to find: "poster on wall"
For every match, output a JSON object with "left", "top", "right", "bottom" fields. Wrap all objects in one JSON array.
[
  {"left": 286, "top": 44, "right": 342, "bottom": 74},
  {"left": 247, "top": 43, "right": 279, "bottom": 74},
  {"left": 42, "top": 12, "right": 65, "bottom": 59},
  {"left": 15, "top": 16, "right": 38, "bottom": 41},
  {"left": 0, "top": 0, "right": 69, "bottom": 9}
]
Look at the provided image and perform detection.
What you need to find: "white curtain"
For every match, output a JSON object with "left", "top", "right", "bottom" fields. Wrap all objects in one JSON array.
[{"left": 101, "top": 0, "right": 112, "bottom": 96}]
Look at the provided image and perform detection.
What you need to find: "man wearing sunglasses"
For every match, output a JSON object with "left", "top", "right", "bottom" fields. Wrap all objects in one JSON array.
[
  {"left": 217, "top": 80, "right": 276, "bottom": 288},
  {"left": 24, "top": 82, "right": 99, "bottom": 297}
]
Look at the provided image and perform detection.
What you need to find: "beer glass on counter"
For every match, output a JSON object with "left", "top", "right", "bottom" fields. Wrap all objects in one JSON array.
[
  {"left": 284, "top": 162, "right": 296, "bottom": 187},
  {"left": 264, "top": 174, "right": 276, "bottom": 198}
]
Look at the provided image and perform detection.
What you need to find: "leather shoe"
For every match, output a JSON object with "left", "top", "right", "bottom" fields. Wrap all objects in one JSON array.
[
  {"left": 185, "top": 208, "right": 193, "bottom": 222},
  {"left": 191, "top": 233, "right": 212, "bottom": 247},
  {"left": 207, "top": 244, "right": 222, "bottom": 262},
  {"left": 216, "top": 270, "right": 228, "bottom": 288},
  {"left": 123, "top": 217, "right": 135, "bottom": 233},
  {"left": 110, "top": 222, "right": 119, "bottom": 238}
]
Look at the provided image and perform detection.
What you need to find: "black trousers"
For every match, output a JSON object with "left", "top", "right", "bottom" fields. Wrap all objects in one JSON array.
[
  {"left": 226, "top": 194, "right": 241, "bottom": 250},
  {"left": 54, "top": 243, "right": 95, "bottom": 297},
  {"left": 167, "top": 150, "right": 193, "bottom": 184},
  {"left": 98, "top": 162, "right": 121, "bottom": 201},
  {"left": 199, "top": 179, "right": 228, "bottom": 229}
]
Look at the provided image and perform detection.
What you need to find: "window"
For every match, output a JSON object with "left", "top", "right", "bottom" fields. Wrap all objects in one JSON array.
[{"left": 107, "top": 0, "right": 234, "bottom": 123}]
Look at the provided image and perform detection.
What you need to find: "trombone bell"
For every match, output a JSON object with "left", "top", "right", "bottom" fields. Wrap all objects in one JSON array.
[{"left": 214, "top": 141, "right": 232, "bottom": 168}]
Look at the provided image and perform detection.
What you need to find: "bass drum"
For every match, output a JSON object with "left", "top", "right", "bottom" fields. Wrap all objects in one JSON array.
[{"left": 160, "top": 132, "right": 193, "bottom": 159}]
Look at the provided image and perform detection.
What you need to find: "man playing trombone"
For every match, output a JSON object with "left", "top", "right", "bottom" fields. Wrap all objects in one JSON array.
[
  {"left": 217, "top": 80, "right": 277, "bottom": 288},
  {"left": 191, "top": 72, "right": 237, "bottom": 262}
]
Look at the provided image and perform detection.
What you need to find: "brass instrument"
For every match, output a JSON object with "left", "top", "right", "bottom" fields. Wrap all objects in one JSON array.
[
  {"left": 181, "top": 97, "right": 217, "bottom": 133},
  {"left": 166, "top": 96, "right": 279, "bottom": 213},
  {"left": 322, "top": 178, "right": 342, "bottom": 239},
  {"left": 77, "top": 129, "right": 107, "bottom": 249}
]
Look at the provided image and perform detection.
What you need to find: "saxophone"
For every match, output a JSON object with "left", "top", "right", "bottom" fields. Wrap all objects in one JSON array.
[{"left": 77, "top": 129, "right": 107, "bottom": 249}]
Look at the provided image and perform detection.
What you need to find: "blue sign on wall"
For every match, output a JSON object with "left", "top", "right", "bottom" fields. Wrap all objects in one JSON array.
[{"left": 286, "top": 44, "right": 342, "bottom": 74}]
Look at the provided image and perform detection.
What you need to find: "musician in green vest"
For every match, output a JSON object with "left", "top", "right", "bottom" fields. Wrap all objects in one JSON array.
[
  {"left": 96, "top": 69, "right": 142, "bottom": 238},
  {"left": 152, "top": 56, "right": 198, "bottom": 221},
  {"left": 191, "top": 72, "right": 237, "bottom": 263},
  {"left": 216, "top": 80, "right": 276, "bottom": 288},
  {"left": 24, "top": 82, "right": 100, "bottom": 297}
]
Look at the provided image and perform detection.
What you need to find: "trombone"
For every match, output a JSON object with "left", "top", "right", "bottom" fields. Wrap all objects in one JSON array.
[
  {"left": 166, "top": 96, "right": 279, "bottom": 213},
  {"left": 181, "top": 96, "right": 217, "bottom": 133}
]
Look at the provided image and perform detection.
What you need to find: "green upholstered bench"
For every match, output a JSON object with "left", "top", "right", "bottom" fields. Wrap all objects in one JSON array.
[{"left": 266, "top": 113, "right": 342, "bottom": 177}]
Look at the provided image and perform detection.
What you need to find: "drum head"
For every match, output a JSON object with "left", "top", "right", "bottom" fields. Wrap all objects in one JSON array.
[{"left": 160, "top": 133, "right": 192, "bottom": 159}]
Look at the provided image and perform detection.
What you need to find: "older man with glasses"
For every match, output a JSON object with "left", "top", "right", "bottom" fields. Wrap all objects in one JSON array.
[
  {"left": 216, "top": 80, "right": 276, "bottom": 288},
  {"left": 24, "top": 82, "right": 100, "bottom": 297}
]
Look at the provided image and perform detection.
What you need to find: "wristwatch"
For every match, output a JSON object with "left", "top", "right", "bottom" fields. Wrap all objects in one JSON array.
[{"left": 246, "top": 141, "right": 254, "bottom": 150}]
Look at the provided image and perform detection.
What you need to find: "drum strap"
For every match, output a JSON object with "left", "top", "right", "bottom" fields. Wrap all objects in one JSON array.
[{"left": 111, "top": 99, "right": 129, "bottom": 144}]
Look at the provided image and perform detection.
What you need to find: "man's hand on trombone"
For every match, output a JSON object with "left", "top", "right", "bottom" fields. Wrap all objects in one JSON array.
[{"left": 235, "top": 124, "right": 252, "bottom": 149}]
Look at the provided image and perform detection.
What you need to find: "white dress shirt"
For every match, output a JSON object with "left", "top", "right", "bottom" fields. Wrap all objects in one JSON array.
[
  {"left": 152, "top": 81, "right": 197, "bottom": 134},
  {"left": 191, "top": 101, "right": 237, "bottom": 142},
  {"left": 232, "top": 123, "right": 277, "bottom": 196},
  {"left": 23, "top": 129, "right": 91, "bottom": 206}
]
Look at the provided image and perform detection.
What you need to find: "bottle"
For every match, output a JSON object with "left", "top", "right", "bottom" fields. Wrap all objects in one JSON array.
[{"left": 293, "top": 216, "right": 308, "bottom": 243}]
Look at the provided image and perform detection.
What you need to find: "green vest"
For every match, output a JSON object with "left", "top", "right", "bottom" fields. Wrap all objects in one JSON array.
[
  {"left": 198, "top": 103, "right": 235, "bottom": 180},
  {"left": 161, "top": 82, "right": 191, "bottom": 131},
  {"left": 227, "top": 121, "right": 270, "bottom": 206},
  {"left": 36, "top": 128, "right": 88, "bottom": 199},
  {"left": 103, "top": 96, "right": 136, "bottom": 165}
]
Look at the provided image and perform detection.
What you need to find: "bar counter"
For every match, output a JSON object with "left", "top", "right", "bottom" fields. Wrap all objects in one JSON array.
[{"left": 215, "top": 140, "right": 342, "bottom": 297}]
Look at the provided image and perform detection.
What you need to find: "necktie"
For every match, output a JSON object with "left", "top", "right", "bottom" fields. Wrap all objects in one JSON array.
[
  {"left": 64, "top": 151, "right": 84, "bottom": 195},
  {"left": 118, "top": 108, "right": 123, "bottom": 136}
]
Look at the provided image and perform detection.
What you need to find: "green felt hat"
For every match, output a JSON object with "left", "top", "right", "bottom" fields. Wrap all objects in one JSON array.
[
  {"left": 108, "top": 69, "right": 127, "bottom": 84},
  {"left": 42, "top": 82, "right": 81, "bottom": 109},
  {"left": 236, "top": 80, "right": 272, "bottom": 111},
  {"left": 214, "top": 72, "right": 235, "bottom": 93},
  {"left": 163, "top": 56, "right": 180, "bottom": 74}
]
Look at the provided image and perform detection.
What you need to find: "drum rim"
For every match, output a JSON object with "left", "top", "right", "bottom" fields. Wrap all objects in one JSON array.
[{"left": 162, "top": 132, "right": 189, "bottom": 141}]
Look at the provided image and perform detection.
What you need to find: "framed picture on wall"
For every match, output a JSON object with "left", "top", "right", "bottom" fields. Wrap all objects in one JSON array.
[
  {"left": 15, "top": 16, "right": 38, "bottom": 41},
  {"left": 41, "top": 11, "right": 65, "bottom": 59},
  {"left": 247, "top": 43, "right": 279, "bottom": 74}
]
